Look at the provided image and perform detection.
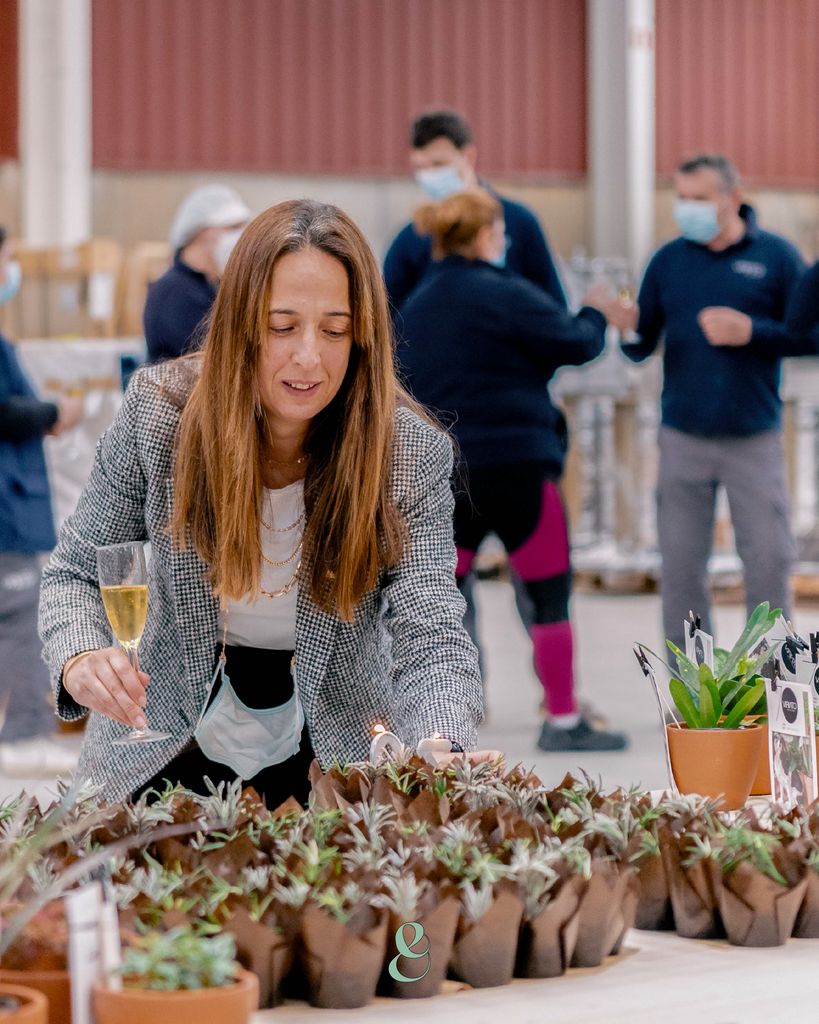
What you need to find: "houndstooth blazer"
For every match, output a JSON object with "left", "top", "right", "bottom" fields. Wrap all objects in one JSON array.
[{"left": 38, "top": 363, "right": 482, "bottom": 802}]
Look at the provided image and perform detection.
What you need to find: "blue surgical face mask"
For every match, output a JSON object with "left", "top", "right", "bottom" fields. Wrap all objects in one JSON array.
[
  {"left": 674, "top": 199, "right": 720, "bottom": 244},
  {"left": 0, "top": 260, "right": 21, "bottom": 305},
  {"left": 415, "top": 165, "right": 464, "bottom": 200}
]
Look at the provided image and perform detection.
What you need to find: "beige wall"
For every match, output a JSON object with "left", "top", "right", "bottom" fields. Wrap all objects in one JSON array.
[{"left": 1, "top": 161, "right": 818, "bottom": 266}]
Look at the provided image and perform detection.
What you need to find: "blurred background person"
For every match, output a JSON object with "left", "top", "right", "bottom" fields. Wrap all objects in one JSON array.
[
  {"left": 787, "top": 255, "right": 819, "bottom": 341},
  {"left": 0, "top": 227, "right": 83, "bottom": 777},
  {"left": 384, "top": 110, "right": 565, "bottom": 313},
  {"left": 144, "top": 185, "right": 251, "bottom": 363},
  {"left": 398, "top": 190, "right": 628, "bottom": 753},
  {"left": 604, "top": 154, "right": 814, "bottom": 652}
]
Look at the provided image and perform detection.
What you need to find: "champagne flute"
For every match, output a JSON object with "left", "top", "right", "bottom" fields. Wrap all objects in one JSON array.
[{"left": 96, "top": 542, "right": 171, "bottom": 746}]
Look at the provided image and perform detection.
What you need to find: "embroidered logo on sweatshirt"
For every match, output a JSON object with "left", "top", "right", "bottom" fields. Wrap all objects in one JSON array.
[{"left": 732, "top": 260, "right": 767, "bottom": 279}]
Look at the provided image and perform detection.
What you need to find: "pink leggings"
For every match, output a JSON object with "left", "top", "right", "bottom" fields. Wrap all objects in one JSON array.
[{"left": 455, "top": 477, "right": 576, "bottom": 716}]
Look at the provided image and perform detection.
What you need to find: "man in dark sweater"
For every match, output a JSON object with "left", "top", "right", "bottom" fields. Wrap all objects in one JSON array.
[
  {"left": 384, "top": 111, "right": 566, "bottom": 314},
  {"left": 787, "top": 259, "right": 819, "bottom": 340},
  {"left": 605, "top": 154, "right": 812, "bottom": 650},
  {"left": 144, "top": 185, "right": 250, "bottom": 363}
]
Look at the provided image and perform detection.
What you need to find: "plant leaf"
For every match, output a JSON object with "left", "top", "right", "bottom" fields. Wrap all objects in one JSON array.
[
  {"left": 670, "top": 678, "right": 701, "bottom": 728},
  {"left": 720, "top": 603, "right": 780, "bottom": 682},
  {"left": 713, "top": 647, "right": 730, "bottom": 675},
  {"left": 699, "top": 671, "right": 722, "bottom": 728},
  {"left": 722, "top": 680, "right": 766, "bottom": 729},
  {"left": 666, "top": 641, "right": 700, "bottom": 700}
]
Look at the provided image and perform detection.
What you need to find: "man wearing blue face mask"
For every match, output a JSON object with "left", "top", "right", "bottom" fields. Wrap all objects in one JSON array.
[
  {"left": 603, "top": 154, "right": 813, "bottom": 652},
  {"left": 0, "top": 227, "right": 84, "bottom": 777},
  {"left": 384, "top": 110, "right": 566, "bottom": 313}
]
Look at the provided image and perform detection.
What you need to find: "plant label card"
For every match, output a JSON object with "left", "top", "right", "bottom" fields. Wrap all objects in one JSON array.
[
  {"left": 685, "top": 625, "right": 714, "bottom": 669},
  {"left": 766, "top": 674, "right": 818, "bottom": 811},
  {"left": 764, "top": 617, "right": 805, "bottom": 680},
  {"left": 65, "top": 882, "right": 103, "bottom": 1024}
]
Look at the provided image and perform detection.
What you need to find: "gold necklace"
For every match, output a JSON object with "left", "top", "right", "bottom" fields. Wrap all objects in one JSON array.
[
  {"left": 264, "top": 450, "right": 307, "bottom": 468},
  {"left": 261, "top": 559, "right": 301, "bottom": 599},
  {"left": 261, "top": 508, "right": 305, "bottom": 533},
  {"left": 262, "top": 539, "right": 303, "bottom": 567}
]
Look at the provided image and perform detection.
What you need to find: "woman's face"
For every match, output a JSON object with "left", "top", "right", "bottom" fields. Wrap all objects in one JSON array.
[{"left": 259, "top": 248, "right": 353, "bottom": 431}]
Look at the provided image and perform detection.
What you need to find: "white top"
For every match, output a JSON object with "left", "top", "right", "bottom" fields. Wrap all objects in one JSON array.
[{"left": 217, "top": 480, "right": 303, "bottom": 650}]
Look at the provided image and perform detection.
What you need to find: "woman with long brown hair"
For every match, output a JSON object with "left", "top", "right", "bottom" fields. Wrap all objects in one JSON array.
[{"left": 39, "top": 199, "right": 482, "bottom": 805}]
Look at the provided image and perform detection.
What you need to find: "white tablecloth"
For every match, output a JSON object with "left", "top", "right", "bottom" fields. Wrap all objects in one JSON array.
[
  {"left": 252, "top": 929, "right": 819, "bottom": 1024},
  {"left": 15, "top": 338, "right": 146, "bottom": 528}
]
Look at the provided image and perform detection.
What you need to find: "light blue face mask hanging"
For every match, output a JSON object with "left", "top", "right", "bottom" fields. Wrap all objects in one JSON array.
[
  {"left": 0, "top": 261, "right": 21, "bottom": 306},
  {"left": 195, "top": 644, "right": 304, "bottom": 779}
]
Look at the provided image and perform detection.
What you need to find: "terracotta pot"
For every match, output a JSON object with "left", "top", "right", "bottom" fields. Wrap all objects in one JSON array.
[
  {"left": 92, "top": 968, "right": 258, "bottom": 1024},
  {"left": 751, "top": 730, "right": 819, "bottom": 797},
  {"left": 0, "top": 971, "right": 70, "bottom": 1024},
  {"left": 667, "top": 724, "right": 763, "bottom": 810},
  {"left": 0, "top": 983, "right": 48, "bottom": 1023}
]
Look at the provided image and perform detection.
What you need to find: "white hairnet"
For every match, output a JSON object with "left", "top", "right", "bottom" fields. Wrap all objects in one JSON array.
[{"left": 168, "top": 185, "right": 252, "bottom": 251}]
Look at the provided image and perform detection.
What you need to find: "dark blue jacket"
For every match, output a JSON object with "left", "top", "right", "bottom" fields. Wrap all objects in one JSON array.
[
  {"left": 385, "top": 188, "right": 566, "bottom": 316},
  {"left": 0, "top": 334, "right": 57, "bottom": 553},
  {"left": 622, "top": 205, "right": 810, "bottom": 437},
  {"left": 398, "top": 255, "right": 605, "bottom": 472},
  {"left": 144, "top": 253, "right": 217, "bottom": 363},
  {"left": 787, "top": 259, "right": 819, "bottom": 339}
]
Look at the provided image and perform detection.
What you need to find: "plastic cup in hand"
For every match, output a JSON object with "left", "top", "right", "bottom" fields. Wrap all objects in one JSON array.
[{"left": 96, "top": 541, "right": 171, "bottom": 746}]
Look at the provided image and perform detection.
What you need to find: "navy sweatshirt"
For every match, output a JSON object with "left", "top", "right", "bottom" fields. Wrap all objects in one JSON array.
[
  {"left": 385, "top": 188, "right": 566, "bottom": 314},
  {"left": 398, "top": 255, "right": 605, "bottom": 472},
  {"left": 144, "top": 252, "right": 217, "bottom": 363},
  {"left": 787, "top": 259, "right": 819, "bottom": 338},
  {"left": 622, "top": 205, "right": 810, "bottom": 437}
]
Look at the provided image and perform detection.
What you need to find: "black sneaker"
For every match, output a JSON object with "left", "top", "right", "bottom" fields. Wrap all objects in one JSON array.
[{"left": 537, "top": 717, "right": 629, "bottom": 753}]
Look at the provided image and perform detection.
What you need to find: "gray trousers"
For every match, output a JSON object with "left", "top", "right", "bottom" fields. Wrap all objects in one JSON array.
[
  {"left": 0, "top": 552, "right": 55, "bottom": 742},
  {"left": 658, "top": 427, "right": 794, "bottom": 653}
]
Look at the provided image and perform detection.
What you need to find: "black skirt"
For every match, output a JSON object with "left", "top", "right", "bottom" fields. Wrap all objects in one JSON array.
[{"left": 135, "top": 645, "right": 315, "bottom": 808}]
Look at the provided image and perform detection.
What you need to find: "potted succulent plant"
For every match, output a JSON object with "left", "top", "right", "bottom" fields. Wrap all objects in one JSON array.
[
  {"left": 644, "top": 603, "right": 780, "bottom": 809},
  {"left": 93, "top": 926, "right": 257, "bottom": 1024}
]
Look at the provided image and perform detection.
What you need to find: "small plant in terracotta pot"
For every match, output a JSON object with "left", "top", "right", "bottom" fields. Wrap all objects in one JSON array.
[
  {"left": 0, "top": 983, "right": 48, "bottom": 1023},
  {"left": 94, "top": 926, "right": 257, "bottom": 1024}
]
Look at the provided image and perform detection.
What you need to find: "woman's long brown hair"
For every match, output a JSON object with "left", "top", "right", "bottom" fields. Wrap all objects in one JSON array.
[{"left": 171, "top": 199, "right": 412, "bottom": 621}]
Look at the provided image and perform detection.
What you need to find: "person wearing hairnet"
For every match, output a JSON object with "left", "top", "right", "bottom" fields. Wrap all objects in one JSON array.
[{"left": 144, "top": 185, "right": 251, "bottom": 363}]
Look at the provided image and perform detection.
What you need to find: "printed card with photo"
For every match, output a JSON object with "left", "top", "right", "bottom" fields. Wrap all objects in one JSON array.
[{"left": 766, "top": 668, "right": 818, "bottom": 811}]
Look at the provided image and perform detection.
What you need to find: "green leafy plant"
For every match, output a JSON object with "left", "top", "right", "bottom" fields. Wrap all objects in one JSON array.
[
  {"left": 645, "top": 602, "right": 781, "bottom": 729},
  {"left": 117, "top": 925, "right": 239, "bottom": 990}
]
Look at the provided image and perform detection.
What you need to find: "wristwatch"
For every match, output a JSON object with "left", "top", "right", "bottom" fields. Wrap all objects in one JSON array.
[{"left": 447, "top": 741, "right": 464, "bottom": 753}]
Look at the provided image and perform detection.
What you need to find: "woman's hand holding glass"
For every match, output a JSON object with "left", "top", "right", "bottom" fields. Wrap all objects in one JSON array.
[{"left": 63, "top": 648, "right": 150, "bottom": 729}]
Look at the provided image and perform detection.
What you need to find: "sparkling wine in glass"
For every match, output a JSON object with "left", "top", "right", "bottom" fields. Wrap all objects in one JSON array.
[{"left": 96, "top": 542, "right": 171, "bottom": 746}]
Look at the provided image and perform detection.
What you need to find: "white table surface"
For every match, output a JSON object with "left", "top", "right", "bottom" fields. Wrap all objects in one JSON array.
[{"left": 252, "top": 929, "right": 819, "bottom": 1024}]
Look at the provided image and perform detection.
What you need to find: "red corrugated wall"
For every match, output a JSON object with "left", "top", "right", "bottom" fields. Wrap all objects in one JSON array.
[
  {"left": 0, "top": 0, "right": 18, "bottom": 161},
  {"left": 91, "top": 0, "right": 587, "bottom": 177},
  {"left": 656, "top": 0, "right": 819, "bottom": 186}
]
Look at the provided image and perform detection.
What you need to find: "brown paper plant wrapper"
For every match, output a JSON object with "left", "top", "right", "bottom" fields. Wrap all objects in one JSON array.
[
  {"left": 222, "top": 906, "right": 293, "bottom": 1008},
  {"left": 793, "top": 870, "right": 819, "bottom": 938},
  {"left": 299, "top": 903, "right": 389, "bottom": 1009},
  {"left": 707, "top": 860, "right": 809, "bottom": 947},
  {"left": 381, "top": 897, "right": 460, "bottom": 999},
  {"left": 570, "top": 861, "right": 637, "bottom": 969},
  {"left": 661, "top": 839, "right": 723, "bottom": 940},
  {"left": 449, "top": 890, "right": 524, "bottom": 989},
  {"left": 627, "top": 833, "right": 674, "bottom": 931},
  {"left": 515, "top": 874, "right": 586, "bottom": 979}
]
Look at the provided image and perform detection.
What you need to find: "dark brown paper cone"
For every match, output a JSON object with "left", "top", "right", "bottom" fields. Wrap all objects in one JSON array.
[
  {"left": 300, "top": 904, "right": 388, "bottom": 1009},
  {"left": 662, "top": 841, "right": 723, "bottom": 939},
  {"left": 449, "top": 890, "right": 524, "bottom": 989},
  {"left": 570, "top": 862, "right": 635, "bottom": 968},
  {"left": 793, "top": 871, "right": 819, "bottom": 938},
  {"left": 710, "top": 861, "right": 809, "bottom": 947},
  {"left": 223, "top": 907, "right": 292, "bottom": 1008},
  {"left": 632, "top": 852, "right": 674, "bottom": 931},
  {"left": 514, "top": 875, "right": 586, "bottom": 978},
  {"left": 382, "top": 897, "right": 460, "bottom": 999}
]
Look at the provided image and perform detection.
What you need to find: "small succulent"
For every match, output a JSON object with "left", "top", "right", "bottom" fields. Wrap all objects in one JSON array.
[{"left": 117, "top": 926, "right": 239, "bottom": 990}]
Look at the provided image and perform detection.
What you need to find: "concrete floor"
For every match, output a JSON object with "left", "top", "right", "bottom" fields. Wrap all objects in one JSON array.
[{"left": 2, "top": 583, "right": 816, "bottom": 805}]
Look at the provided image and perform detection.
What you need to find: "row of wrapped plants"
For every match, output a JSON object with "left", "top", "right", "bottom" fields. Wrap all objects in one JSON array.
[{"left": 2, "top": 760, "right": 819, "bottom": 1018}]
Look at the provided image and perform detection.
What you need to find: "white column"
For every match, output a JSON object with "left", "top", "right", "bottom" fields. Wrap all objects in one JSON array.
[
  {"left": 588, "top": 0, "right": 655, "bottom": 276},
  {"left": 19, "top": 0, "right": 92, "bottom": 247}
]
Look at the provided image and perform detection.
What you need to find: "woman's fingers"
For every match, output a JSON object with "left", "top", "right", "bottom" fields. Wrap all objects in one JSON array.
[{"left": 64, "top": 647, "right": 149, "bottom": 728}]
